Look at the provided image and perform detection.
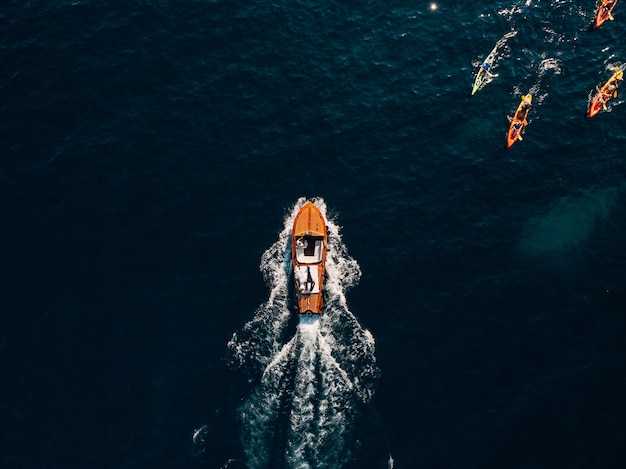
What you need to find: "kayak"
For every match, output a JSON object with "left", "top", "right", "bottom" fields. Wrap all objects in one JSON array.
[
  {"left": 594, "top": 0, "right": 618, "bottom": 29},
  {"left": 588, "top": 67, "right": 623, "bottom": 118},
  {"left": 506, "top": 94, "right": 532, "bottom": 148},
  {"left": 471, "top": 44, "right": 498, "bottom": 96}
]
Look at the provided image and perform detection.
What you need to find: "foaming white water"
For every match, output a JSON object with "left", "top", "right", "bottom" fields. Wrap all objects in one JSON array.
[
  {"left": 227, "top": 203, "right": 298, "bottom": 373},
  {"left": 509, "top": 54, "right": 562, "bottom": 113},
  {"left": 229, "top": 198, "right": 379, "bottom": 468},
  {"left": 527, "top": 55, "right": 562, "bottom": 105},
  {"left": 498, "top": 0, "right": 533, "bottom": 20}
]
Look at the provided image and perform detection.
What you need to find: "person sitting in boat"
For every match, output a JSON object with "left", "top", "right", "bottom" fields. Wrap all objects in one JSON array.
[
  {"left": 481, "top": 60, "right": 495, "bottom": 77},
  {"left": 516, "top": 97, "right": 532, "bottom": 123},
  {"left": 304, "top": 267, "right": 315, "bottom": 293},
  {"left": 295, "top": 268, "right": 307, "bottom": 293},
  {"left": 603, "top": 0, "right": 615, "bottom": 13},
  {"left": 296, "top": 237, "right": 308, "bottom": 249},
  {"left": 600, "top": 82, "right": 620, "bottom": 105},
  {"left": 601, "top": 0, "right": 617, "bottom": 20}
]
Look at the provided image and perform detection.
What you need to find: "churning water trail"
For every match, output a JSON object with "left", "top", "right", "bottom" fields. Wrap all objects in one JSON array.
[{"left": 228, "top": 198, "right": 379, "bottom": 468}]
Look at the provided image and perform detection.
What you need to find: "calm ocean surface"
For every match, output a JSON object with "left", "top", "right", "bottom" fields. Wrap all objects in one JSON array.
[{"left": 2, "top": 1, "right": 626, "bottom": 468}]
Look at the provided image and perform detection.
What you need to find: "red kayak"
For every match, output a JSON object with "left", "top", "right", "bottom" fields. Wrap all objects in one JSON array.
[
  {"left": 594, "top": 0, "right": 619, "bottom": 29},
  {"left": 588, "top": 68, "right": 623, "bottom": 118}
]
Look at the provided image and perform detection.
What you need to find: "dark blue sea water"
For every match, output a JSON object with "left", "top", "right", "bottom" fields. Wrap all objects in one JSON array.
[{"left": 2, "top": 1, "right": 626, "bottom": 467}]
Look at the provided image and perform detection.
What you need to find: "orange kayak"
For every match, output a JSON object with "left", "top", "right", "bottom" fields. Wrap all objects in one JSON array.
[
  {"left": 588, "top": 67, "right": 623, "bottom": 118},
  {"left": 506, "top": 94, "right": 532, "bottom": 148},
  {"left": 594, "top": 0, "right": 618, "bottom": 29},
  {"left": 292, "top": 202, "right": 327, "bottom": 315}
]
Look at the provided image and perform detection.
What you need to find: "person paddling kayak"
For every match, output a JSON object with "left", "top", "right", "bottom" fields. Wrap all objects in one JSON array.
[
  {"left": 506, "top": 94, "right": 532, "bottom": 148},
  {"left": 516, "top": 96, "right": 532, "bottom": 122},
  {"left": 481, "top": 60, "right": 495, "bottom": 77},
  {"left": 602, "top": 0, "right": 617, "bottom": 19},
  {"left": 588, "top": 67, "right": 623, "bottom": 118},
  {"left": 594, "top": 0, "right": 619, "bottom": 29}
]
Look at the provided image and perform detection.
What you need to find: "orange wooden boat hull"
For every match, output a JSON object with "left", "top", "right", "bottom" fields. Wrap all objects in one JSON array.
[{"left": 291, "top": 202, "right": 327, "bottom": 314}]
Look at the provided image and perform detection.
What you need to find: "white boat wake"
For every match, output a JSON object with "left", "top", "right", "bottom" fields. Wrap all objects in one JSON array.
[{"left": 228, "top": 198, "right": 379, "bottom": 468}]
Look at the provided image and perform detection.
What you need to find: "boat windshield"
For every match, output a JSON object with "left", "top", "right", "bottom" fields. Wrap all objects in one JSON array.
[{"left": 295, "top": 237, "right": 324, "bottom": 264}]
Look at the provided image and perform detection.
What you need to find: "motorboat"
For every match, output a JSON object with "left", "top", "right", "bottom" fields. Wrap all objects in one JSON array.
[{"left": 291, "top": 201, "right": 327, "bottom": 314}]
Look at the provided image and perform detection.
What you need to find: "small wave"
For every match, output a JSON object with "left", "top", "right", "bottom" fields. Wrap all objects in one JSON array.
[{"left": 539, "top": 57, "right": 562, "bottom": 75}]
